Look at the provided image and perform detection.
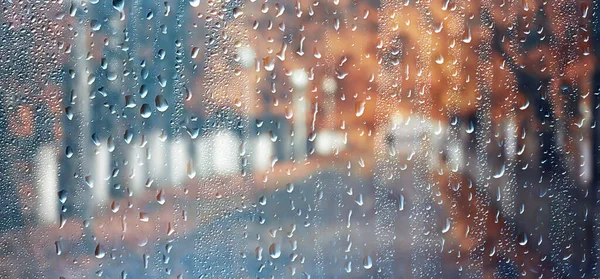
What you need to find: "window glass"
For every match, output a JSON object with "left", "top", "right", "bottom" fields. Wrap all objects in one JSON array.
[{"left": 0, "top": 0, "right": 598, "bottom": 278}]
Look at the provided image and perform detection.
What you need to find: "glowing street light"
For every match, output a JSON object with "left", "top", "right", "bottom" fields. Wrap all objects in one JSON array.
[{"left": 238, "top": 46, "right": 256, "bottom": 69}]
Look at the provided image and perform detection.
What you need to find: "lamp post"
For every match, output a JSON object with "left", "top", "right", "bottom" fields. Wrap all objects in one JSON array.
[
  {"left": 36, "top": 145, "right": 59, "bottom": 224},
  {"left": 237, "top": 45, "right": 274, "bottom": 173},
  {"left": 290, "top": 69, "right": 309, "bottom": 162},
  {"left": 322, "top": 76, "right": 337, "bottom": 114},
  {"left": 315, "top": 76, "right": 345, "bottom": 155},
  {"left": 70, "top": 8, "right": 94, "bottom": 218}
]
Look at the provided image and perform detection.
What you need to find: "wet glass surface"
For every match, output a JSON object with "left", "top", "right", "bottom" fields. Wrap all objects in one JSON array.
[{"left": 0, "top": 0, "right": 599, "bottom": 278}]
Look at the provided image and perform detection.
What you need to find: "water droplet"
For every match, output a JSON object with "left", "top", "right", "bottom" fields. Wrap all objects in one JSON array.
[
  {"left": 355, "top": 100, "right": 366, "bottom": 117},
  {"left": 58, "top": 190, "right": 68, "bottom": 204},
  {"left": 95, "top": 244, "right": 105, "bottom": 259},
  {"left": 344, "top": 261, "right": 352, "bottom": 273},
  {"left": 157, "top": 75, "right": 167, "bottom": 87},
  {"left": 442, "top": 218, "right": 451, "bottom": 233},
  {"left": 263, "top": 56, "right": 275, "bottom": 71},
  {"left": 140, "top": 104, "right": 152, "bottom": 118},
  {"left": 363, "top": 255, "right": 372, "bottom": 269},
  {"left": 435, "top": 52, "right": 444, "bottom": 64},
  {"left": 269, "top": 243, "right": 281, "bottom": 259},
  {"left": 55, "top": 241, "right": 62, "bottom": 255},
  {"left": 259, "top": 195, "right": 267, "bottom": 205},
  {"left": 65, "top": 106, "right": 73, "bottom": 120},
  {"left": 156, "top": 189, "right": 165, "bottom": 205},
  {"left": 462, "top": 25, "right": 472, "bottom": 43},
  {"left": 125, "top": 95, "right": 136, "bottom": 108},
  {"left": 185, "top": 86, "right": 193, "bottom": 101},
  {"left": 284, "top": 107, "right": 294, "bottom": 119},
  {"left": 518, "top": 232, "right": 528, "bottom": 246},
  {"left": 65, "top": 146, "right": 73, "bottom": 158},
  {"left": 233, "top": 7, "right": 243, "bottom": 18},
  {"left": 155, "top": 95, "right": 169, "bottom": 112},
  {"left": 124, "top": 129, "right": 133, "bottom": 144},
  {"left": 399, "top": 194, "right": 405, "bottom": 211},
  {"left": 139, "top": 212, "right": 149, "bottom": 222},
  {"left": 111, "top": 201, "right": 120, "bottom": 213},
  {"left": 493, "top": 163, "right": 505, "bottom": 178}
]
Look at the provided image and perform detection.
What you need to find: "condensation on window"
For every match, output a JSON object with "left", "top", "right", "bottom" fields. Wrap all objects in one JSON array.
[{"left": 0, "top": 0, "right": 598, "bottom": 278}]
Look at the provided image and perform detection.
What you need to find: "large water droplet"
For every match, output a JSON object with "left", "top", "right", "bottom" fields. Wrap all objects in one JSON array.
[
  {"left": 140, "top": 104, "right": 152, "bottom": 118},
  {"left": 269, "top": 243, "right": 281, "bottom": 259},
  {"left": 155, "top": 95, "right": 169, "bottom": 112},
  {"left": 363, "top": 255, "right": 372, "bottom": 269},
  {"left": 95, "top": 244, "right": 105, "bottom": 259}
]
